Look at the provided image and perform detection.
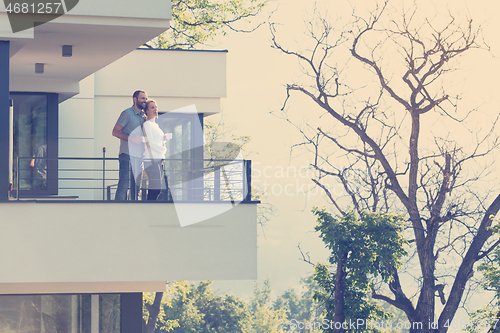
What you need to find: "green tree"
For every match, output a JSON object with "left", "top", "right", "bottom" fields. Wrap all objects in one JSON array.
[
  {"left": 143, "top": 279, "right": 292, "bottom": 332},
  {"left": 249, "top": 279, "right": 288, "bottom": 333},
  {"left": 144, "top": 281, "right": 252, "bottom": 332},
  {"left": 466, "top": 243, "right": 500, "bottom": 333},
  {"left": 466, "top": 307, "right": 500, "bottom": 333},
  {"left": 312, "top": 209, "right": 407, "bottom": 332},
  {"left": 152, "top": 0, "right": 267, "bottom": 49},
  {"left": 273, "top": 275, "right": 324, "bottom": 332}
]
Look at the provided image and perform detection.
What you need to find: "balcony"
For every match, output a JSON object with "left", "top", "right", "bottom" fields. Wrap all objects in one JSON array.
[{"left": 0, "top": 155, "right": 257, "bottom": 293}]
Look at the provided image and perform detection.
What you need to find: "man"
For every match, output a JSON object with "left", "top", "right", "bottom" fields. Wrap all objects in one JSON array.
[{"left": 112, "top": 90, "right": 147, "bottom": 200}]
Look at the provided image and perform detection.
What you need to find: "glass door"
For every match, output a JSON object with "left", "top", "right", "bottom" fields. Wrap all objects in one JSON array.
[
  {"left": 159, "top": 113, "right": 204, "bottom": 201},
  {"left": 11, "top": 93, "right": 58, "bottom": 197}
]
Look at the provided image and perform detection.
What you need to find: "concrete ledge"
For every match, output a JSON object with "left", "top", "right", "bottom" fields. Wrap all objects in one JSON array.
[
  {"left": 0, "top": 281, "right": 166, "bottom": 294},
  {"left": 0, "top": 202, "right": 257, "bottom": 293}
]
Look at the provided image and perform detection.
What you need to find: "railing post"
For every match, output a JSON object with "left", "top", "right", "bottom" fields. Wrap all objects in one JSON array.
[
  {"left": 129, "top": 159, "right": 135, "bottom": 201},
  {"left": 102, "top": 147, "right": 106, "bottom": 200},
  {"left": 129, "top": 157, "right": 140, "bottom": 201},
  {"left": 214, "top": 166, "right": 221, "bottom": 201},
  {"left": 245, "top": 160, "right": 252, "bottom": 202},
  {"left": 16, "top": 157, "right": 19, "bottom": 201}
]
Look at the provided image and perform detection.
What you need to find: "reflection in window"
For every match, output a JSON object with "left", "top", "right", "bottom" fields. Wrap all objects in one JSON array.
[
  {"left": 12, "top": 94, "right": 48, "bottom": 191},
  {"left": 0, "top": 294, "right": 120, "bottom": 332},
  {"left": 160, "top": 115, "right": 194, "bottom": 201}
]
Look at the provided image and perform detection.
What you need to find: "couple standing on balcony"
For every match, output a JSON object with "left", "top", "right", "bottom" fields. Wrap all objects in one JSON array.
[{"left": 112, "top": 90, "right": 170, "bottom": 201}]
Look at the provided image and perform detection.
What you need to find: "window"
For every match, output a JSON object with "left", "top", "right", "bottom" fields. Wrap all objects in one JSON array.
[
  {"left": 0, "top": 294, "right": 120, "bottom": 332},
  {"left": 11, "top": 93, "right": 58, "bottom": 197},
  {"left": 159, "top": 112, "right": 204, "bottom": 201}
]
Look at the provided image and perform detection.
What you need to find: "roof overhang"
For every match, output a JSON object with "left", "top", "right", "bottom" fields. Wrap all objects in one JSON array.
[{"left": 1, "top": 1, "right": 171, "bottom": 101}]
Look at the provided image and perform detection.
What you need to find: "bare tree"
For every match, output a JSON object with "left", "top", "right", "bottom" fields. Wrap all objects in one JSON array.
[{"left": 272, "top": 1, "right": 500, "bottom": 332}]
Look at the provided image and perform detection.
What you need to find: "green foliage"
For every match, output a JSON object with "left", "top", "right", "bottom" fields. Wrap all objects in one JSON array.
[
  {"left": 377, "top": 301, "right": 409, "bottom": 333},
  {"left": 144, "top": 279, "right": 291, "bottom": 333},
  {"left": 465, "top": 306, "right": 500, "bottom": 333},
  {"left": 312, "top": 209, "right": 408, "bottom": 332},
  {"left": 312, "top": 263, "right": 390, "bottom": 333},
  {"left": 160, "top": 281, "right": 251, "bottom": 333},
  {"left": 467, "top": 243, "right": 500, "bottom": 333},
  {"left": 143, "top": 277, "right": 409, "bottom": 333},
  {"left": 249, "top": 279, "right": 288, "bottom": 332},
  {"left": 251, "top": 304, "right": 287, "bottom": 333},
  {"left": 478, "top": 245, "right": 500, "bottom": 302},
  {"left": 154, "top": 0, "right": 268, "bottom": 49},
  {"left": 313, "top": 208, "right": 407, "bottom": 286},
  {"left": 144, "top": 281, "right": 252, "bottom": 332},
  {"left": 273, "top": 276, "right": 324, "bottom": 332},
  {"left": 249, "top": 278, "right": 272, "bottom": 313},
  {"left": 144, "top": 292, "right": 179, "bottom": 332},
  {"left": 313, "top": 209, "right": 407, "bottom": 284}
]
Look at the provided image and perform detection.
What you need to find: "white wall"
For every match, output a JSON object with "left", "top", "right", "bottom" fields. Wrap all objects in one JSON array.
[
  {"left": 0, "top": 202, "right": 257, "bottom": 293},
  {"left": 62, "top": 0, "right": 171, "bottom": 20},
  {"left": 94, "top": 49, "right": 227, "bottom": 100},
  {"left": 0, "top": 0, "right": 171, "bottom": 20},
  {"left": 58, "top": 75, "right": 97, "bottom": 199}
]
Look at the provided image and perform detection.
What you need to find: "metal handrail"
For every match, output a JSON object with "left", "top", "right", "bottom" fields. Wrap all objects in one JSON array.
[{"left": 15, "top": 155, "right": 253, "bottom": 202}]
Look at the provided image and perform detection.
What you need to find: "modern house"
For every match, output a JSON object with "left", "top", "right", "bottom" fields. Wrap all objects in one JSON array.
[{"left": 0, "top": 1, "right": 257, "bottom": 331}]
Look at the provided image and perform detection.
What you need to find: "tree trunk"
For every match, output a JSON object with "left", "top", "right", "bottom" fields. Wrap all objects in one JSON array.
[
  {"left": 144, "top": 292, "right": 163, "bottom": 333},
  {"left": 334, "top": 252, "right": 348, "bottom": 333}
]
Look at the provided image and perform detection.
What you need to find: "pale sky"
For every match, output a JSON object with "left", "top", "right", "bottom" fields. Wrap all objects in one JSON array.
[{"left": 205, "top": 0, "right": 500, "bottom": 327}]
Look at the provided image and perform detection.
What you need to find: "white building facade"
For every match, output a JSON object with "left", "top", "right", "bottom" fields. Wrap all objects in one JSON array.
[{"left": 0, "top": 1, "right": 257, "bottom": 331}]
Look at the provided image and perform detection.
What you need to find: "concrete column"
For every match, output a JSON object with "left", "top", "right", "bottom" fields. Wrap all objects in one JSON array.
[
  {"left": 0, "top": 41, "right": 9, "bottom": 201},
  {"left": 91, "top": 295, "right": 99, "bottom": 333},
  {"left": 120, "top": 293, "right": 143, "bottom": 332}
]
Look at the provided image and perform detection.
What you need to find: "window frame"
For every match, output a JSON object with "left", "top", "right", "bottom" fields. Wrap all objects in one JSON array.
[{"left": 10, "top": 92, "right": 59, "bottom": 197}]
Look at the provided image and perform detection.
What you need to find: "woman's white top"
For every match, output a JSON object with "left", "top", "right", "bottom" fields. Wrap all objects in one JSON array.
[{"left": 143, "top": 119, "right": 167, "bottom": 160}]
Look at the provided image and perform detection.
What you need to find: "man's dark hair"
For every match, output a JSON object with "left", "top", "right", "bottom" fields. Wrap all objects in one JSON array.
[{"left": 133, "top": 90, "right": 146, "bottom": 99}]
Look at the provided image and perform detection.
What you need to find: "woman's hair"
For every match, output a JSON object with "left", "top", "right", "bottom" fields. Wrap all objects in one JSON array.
[{"left": 144, "top": 99, "right": 157, "bottom": 117}]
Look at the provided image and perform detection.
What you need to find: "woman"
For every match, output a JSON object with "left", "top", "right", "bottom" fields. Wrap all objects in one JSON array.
[{"left": 143, "top": 99, "right": 168, "bottom": 200}]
